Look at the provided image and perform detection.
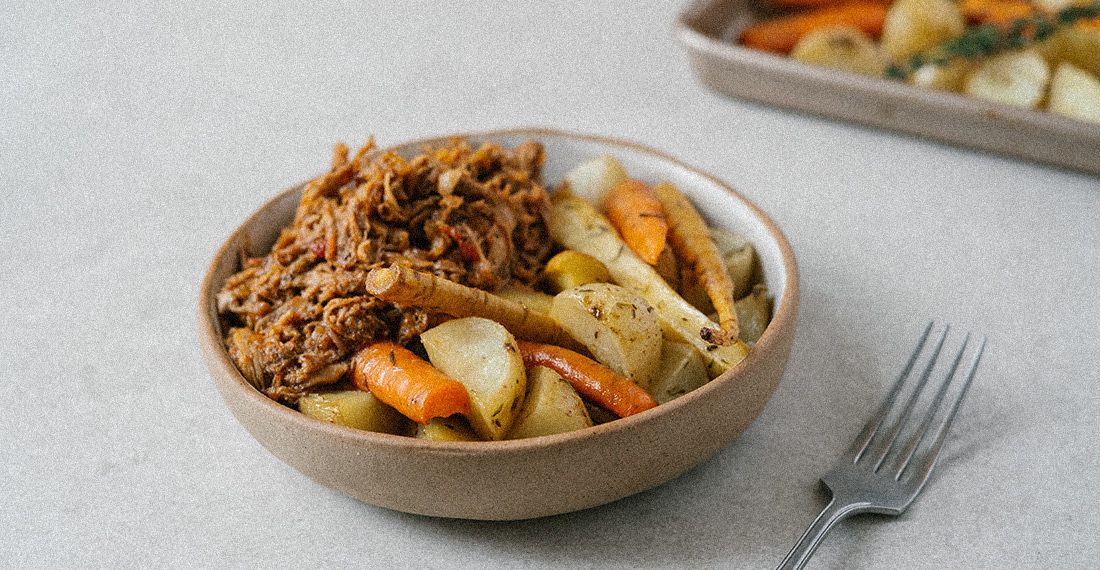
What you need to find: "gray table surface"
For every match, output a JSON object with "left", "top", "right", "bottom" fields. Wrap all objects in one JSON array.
[{"left": 4, "top": 1, "right": 1099, "bottom": 568}]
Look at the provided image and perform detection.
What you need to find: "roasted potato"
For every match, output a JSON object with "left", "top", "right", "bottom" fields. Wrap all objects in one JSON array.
[
  {"left": 495, "top": 284, "right": 555, "bottom": 314},
  {"left": 647, "top": 341, "right": 709, "bottom": 404},
  {"left": 298, "top": 390, "right": 413, "bottom": 435},
  {"left": 420, "top": 317, "right": 527, "bottom": 441},
  {"left": 415, "top": 416, "right": 481, "bottom": 441},
  {"left": 790, "top": 25, "right": 888, "bottom": 77},
  {"left": 881, "top": 0, "right": 965, "bottom": 61},
  {"left": 964, "top": 49, "right": 1050, "bottom": 109},
  {"left": 911, "top": 59, "right": 979, "bottom": 92},
  {"left": 1047, "top": 61, "right": 1100, "bottom": 123},
  {"left": 735, "top": 284, "right": 772, "bottom": 345},
  {"left": 549, "top": 282, "right": 664, "bottom": 391},
  {"left": 508, "top": 366, "right": 594, "bottom": 439},
  {"left": 541, "top": 250, "right": 612, "bottom": 294}
]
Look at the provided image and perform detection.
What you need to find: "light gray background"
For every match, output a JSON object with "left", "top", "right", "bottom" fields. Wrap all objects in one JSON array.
[{"left": 3, "top": 1, "right": 1098, "bottom": 568}]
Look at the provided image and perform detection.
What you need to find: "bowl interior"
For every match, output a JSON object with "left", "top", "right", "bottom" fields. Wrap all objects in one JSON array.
[{"left": 198, "top": 127, "right": 799, "bottom": 519}]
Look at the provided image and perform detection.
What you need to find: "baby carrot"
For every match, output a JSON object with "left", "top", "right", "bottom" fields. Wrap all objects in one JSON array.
[
  {"left": 605, "top": 179, "right": 668, "bottom": 266},
  {"left": 351, "top": 341, "right": 471, "bottom": 425},
  {"left": 516, "top": 341, "right": 657, "bottom": 418},
  {"left": 740, "top": 1, "right": 889, "bottom": 54}
]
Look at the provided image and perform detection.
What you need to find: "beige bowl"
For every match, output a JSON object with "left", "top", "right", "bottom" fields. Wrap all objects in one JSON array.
[{"left": 197, "top": 128, "right": 799, "bottom": 520}]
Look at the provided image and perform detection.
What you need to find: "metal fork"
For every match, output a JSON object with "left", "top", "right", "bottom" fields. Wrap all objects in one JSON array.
[{"left": 776, "top": 322, "right": 987, "bottom": 570}]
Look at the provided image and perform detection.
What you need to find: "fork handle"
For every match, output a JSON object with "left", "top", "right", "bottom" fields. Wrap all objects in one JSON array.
[{"left": 775, "top": 497, "right": 871, "bottom": 570}]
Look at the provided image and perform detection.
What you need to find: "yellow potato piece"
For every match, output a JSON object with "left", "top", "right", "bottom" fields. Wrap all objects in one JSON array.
[
  {"left": 881, "top": 0, "right": 965, "bottom": 62},
  {"left": 1047, "top": 62, "right": 1100, "bottom": 123},
  {"left": 298, "top": 390, "right": 412, "bottom": 435},
  {"left": 415, "top": 416, "right": 481, "bottom": 442},
  {"left": 508, "top": 367, "right": 593, "bottom": 439},
  {"left": 541, "top": 250, "right": 612, "bottom": 294},
  {"left": 647, "top": 341, "right": 709, "bottom": 404},
  {"left": 550, "top": 282, "right": 664, "bottom": 391},
  {"left": 964, "top": 49, "right": 1050, "bottom": 109},
  {"left": 790, "top": 26, "right": 888, "bottom": 77},
  {"left": 421, "top": 317, "right": 527, "bottom": 441}
]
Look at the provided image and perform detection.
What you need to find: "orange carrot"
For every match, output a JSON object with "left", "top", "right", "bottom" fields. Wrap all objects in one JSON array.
[
  {"left": 960, "top": 0, "right": 1039, "bottom": 27},
  {"left": 605, "top": 180, "right": 668, "bottom": 265},
  {"left": 516, "top": 341, "right": 657, "bottom": 418},
  {"left": 351, "top": 341, "right": 471, "bottom": 424},
  {"left": 768, "top": 0, "right": 888, "bottom": 9},
  {"left": 740, "top": 1, "right": 889, "bottom": 53}
]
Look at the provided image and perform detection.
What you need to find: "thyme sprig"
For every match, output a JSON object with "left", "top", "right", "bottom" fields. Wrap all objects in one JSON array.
[{"left": 885, "top": 1, "right": 1100, "bottom": 79}]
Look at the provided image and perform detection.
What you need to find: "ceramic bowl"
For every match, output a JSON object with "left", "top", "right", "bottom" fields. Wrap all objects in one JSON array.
[{"left": 197, "top": 127, "right": 799, "bottom": 520}]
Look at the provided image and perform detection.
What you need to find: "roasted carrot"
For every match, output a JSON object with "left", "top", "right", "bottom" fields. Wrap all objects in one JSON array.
[
  {"left": 605, "top": 179, "right": 669, "bottom": 265},
  {"left": 516, "top": 341, "right": 657, "bottom": 418},
  {"left": 740, "top": 1, "right": 889, "bottom": 54},
  {"left": 959, "top": 0, "right": 1039, "bottom": 27},
  {"left": 768, "top": 0, "right": 888, "bottom": 8},
  {"left": 351, "top": 341, "right": 471, "bottom": 425},
  {"left": 652, "top": 181, "right": 740, "bottom": 345}
]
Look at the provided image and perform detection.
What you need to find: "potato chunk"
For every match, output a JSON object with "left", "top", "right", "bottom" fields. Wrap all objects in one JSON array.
[
  {"left": 881, "top": 0, "right": 965, "bottom": 61},
  {"left": 790, "top": 25, "right": 888, "bottom": 77},
  {"left": 298, "top": 390, "right": 412, "bottom": 435},
  {"left": 647, "top": 341, "right": 709, "bottom": 404},
  {"left": 508, "top": 367, "right": 594, "bottom": 439},
  {"left": 420, "top": 317, "right": 527, "bottom": 441},
  {"left": 964, "top": 49, "right": 1050, "bottom": 109},
  {"left": 541, "top": 250, "right": 612, "bottom": 294},
  {"left": 415, "top": 416, "right": 481, "bottom": 442},
  {"left": 550, "top": 283, "right": 664, "bottom": 391},
  {"left": 1047, "top": 62, "right": 1100, "bottom": 124}
]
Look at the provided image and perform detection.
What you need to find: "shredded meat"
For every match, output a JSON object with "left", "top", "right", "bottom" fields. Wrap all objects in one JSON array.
[{"left": 216, "top": 138, "right": 553, "bottom": 403}]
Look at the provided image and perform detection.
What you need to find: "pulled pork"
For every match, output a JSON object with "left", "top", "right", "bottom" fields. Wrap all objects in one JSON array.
[{"left": 216, "top": 138, "right": 553, "bottom": 403}]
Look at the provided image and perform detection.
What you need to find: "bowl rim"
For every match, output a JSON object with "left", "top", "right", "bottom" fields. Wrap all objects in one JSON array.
[{"left": 197, "top": 126, "right": 800, "bottom": 454}]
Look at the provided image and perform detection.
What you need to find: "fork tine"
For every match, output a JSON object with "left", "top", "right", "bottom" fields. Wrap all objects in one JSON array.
[
  {"left": 868, "top": 324, "right": 950, "bottom": 472},
  {"left": 892, "top": 333, "right": 972, "bottom": 479},
  {"left": 847, "top": 321, "right": 934, "bottom": 463},
  {"left": 908, "top": 335, "right": 987, "bottom": 484}
]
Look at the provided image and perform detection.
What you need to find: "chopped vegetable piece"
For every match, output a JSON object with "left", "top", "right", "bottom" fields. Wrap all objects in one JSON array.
[
  {"left": 516, "top": 341, "right": 658, "bottom": 418},
  {"left": 652, "top": 181, "right": 740, "bottom": 345},
  {"left": 605, "top": 180, "right": 669, "bottom": 265},
  {"left": 740, "top": 1, "right": 890, "bottom": 54},
  {"left": 350, "top": 341, "right": 471, "bottom": 424}
]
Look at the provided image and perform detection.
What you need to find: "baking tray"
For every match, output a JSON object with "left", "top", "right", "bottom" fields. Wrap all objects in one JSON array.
[{"left": 674, "top": 0, "right": 1100, "bottom": 176}]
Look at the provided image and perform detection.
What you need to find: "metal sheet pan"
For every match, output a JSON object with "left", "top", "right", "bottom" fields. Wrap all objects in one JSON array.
[{"left": 674, "top": 0, "right": 1100, "bottom": 176}]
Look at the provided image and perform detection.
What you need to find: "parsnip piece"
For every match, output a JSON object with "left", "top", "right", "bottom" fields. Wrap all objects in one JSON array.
[
  {"left": 420, "top": 317, "right": 527, "bottom": 441},
  {"left": 550, "top": 194, "right": 750, "bottom": 378},
  {"left": 495, "top": 284, "right": 555, "bottom": 315},
  {"left": 549, "top": 283, "right": 664, "bottom": 391},
  {"left": 415, "top": 416, "right": 481, "bottom": 441},
  {"left": 735, "top": 285, "right": 772, "bottom": 345},
  {"left": 1047, "top": 62, "right": 1100, "bottom": 123},
  {"left": 790, "top": 25, "right": 888, "bottom": 77},
  {"left": 298, "top": 390, "right": 413, "bottom": 435},
  {"left": 647, "top": 342, "right": 709, "bottom": 404},
  {"left": 541, "top": 250, "right": 613, "bottom": 294},
  {"left": 508, "top": 367, "right": 593, "bottom": 439},
  {"left": 964, "top": 49, "right": 1050, "bottom": 109},
  {"left": 881, "top": 0, "right": 965, "bottom": 61},
  {"left": 562, "top": 154, "right": 628, "bottom": 207}
]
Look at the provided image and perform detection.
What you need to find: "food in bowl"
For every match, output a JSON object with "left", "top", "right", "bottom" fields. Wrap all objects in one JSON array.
[{"left": 214, "top": 137, "right": 773, "bottom": 442}]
